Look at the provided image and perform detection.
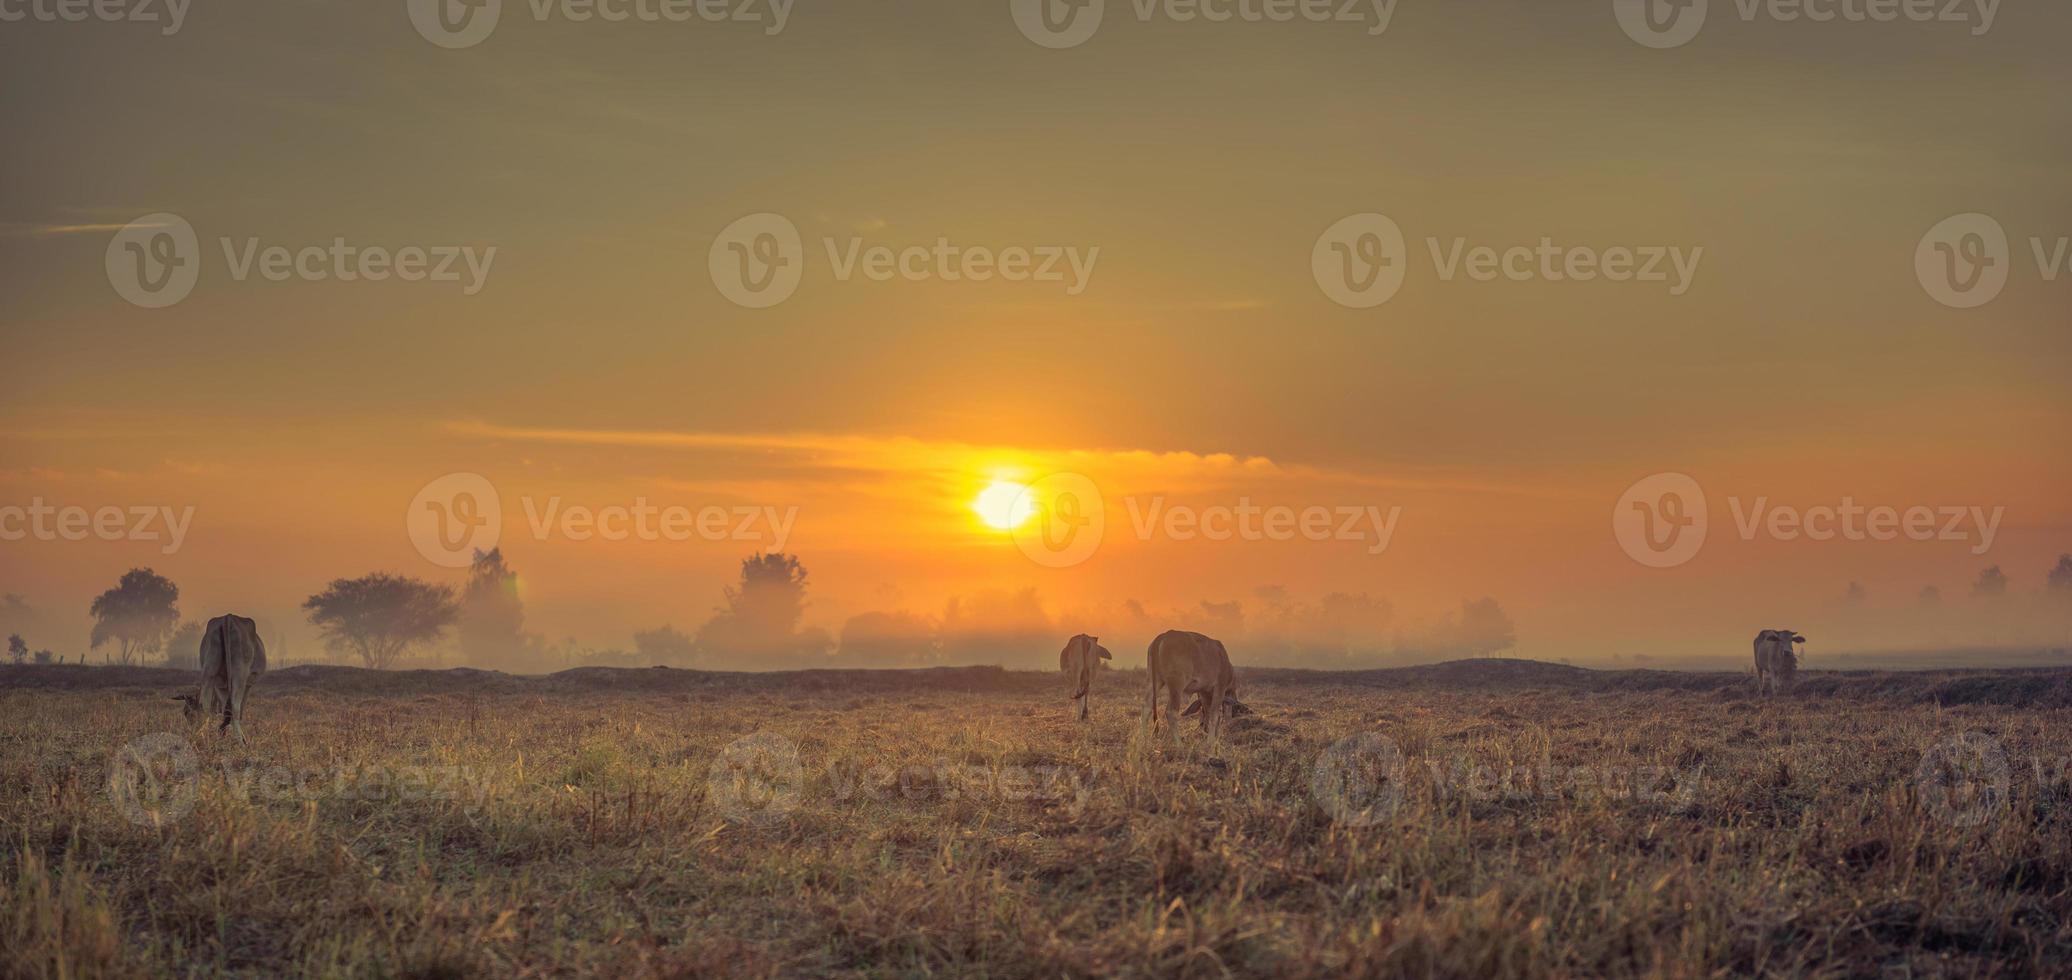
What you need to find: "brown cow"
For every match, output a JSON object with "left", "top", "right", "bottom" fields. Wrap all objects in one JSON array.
[
  {"left": 171, "top": 614, "right": 266, "bottom": 741},
  {"left": 1145, "top": 629, "right": 1237, "bottom": 743},
  {"left": 1752, "top": 629, "right": 1805, "bottom": 696},
  {"left": 1059, "top": 633, "right": 1111, "bottom": 721}
]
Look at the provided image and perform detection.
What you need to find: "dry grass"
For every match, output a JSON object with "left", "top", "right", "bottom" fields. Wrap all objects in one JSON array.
[{"left": 2, "top": 662, "right": 2069, "bottom": 978}]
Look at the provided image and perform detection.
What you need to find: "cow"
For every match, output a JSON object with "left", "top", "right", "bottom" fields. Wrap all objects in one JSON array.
[
  {"left": 1753, "top": 629, "right": 1805, "bottom": 696},
  {"left": 1059, "top": 633, "right": 1111, "bottom": 721},
  {"left": 171, "top": 614, "right": 266, "bottom": 741},
  {"left": 1145, "top": 629, "right": 1238, "bottom": 743}
]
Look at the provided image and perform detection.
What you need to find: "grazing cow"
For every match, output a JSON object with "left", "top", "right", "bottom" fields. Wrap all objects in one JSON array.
[
  {"left": 1145, "top": 629, "right": 1237, "bottom": 743},
  {"left": 1752, "top": 629, "right": 1805, "bottom": 696},
  {"left": 172, "top": 614, "right": 266, "bottom": 741},
  {"left": 1059, "top": 633, "right": 1111, "bottom": 721}
]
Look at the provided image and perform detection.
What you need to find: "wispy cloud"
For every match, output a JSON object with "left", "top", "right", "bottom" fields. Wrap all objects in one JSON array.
[{"left": 442, "top": 420, "right": 1536, "bottom": 497}]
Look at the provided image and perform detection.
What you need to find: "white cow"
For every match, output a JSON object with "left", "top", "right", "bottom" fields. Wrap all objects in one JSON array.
[
  {"left": 1753, "top": 629, "right": 1805, "bottom": 696},
  {"left": 172, "top": 614, "right": 266, "bottom": 740}
]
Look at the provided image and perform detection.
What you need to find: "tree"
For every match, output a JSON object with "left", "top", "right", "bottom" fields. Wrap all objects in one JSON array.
[
  {"left": 31, "top": 649, "right": 53, "bottom": 665},
  {"left": 303, "top": 573, "right": 460, "bottom": 669},
  {"left": 632, "top": 625, "right": 696, "bottom": 666},
  {"left": 1971, "top": 565, "right": 2009, "bottom": 598},
  {"left": 458, "top": 548, "right": 526, "bottom": 663},
  {"left": 695, "top": 553, "right": 830, "bottom": 664},
  {"left": 1455, "top": 597, "right": 1518, "bottom": 658},
  {"left": 89, "top": 568, "right": 180, "bottom": 665},
  {"left": 2048, "top": 555, "right": 2072, "bottom": 595},
  {"left": 162, "top": 621, "right": 205, "bottom": 670},
  {"left": 6, "top": 634, "right": 24, "bottom": 665},
  {"left": 1842, "top": 581, "right": 1867, "bottom": 606}
]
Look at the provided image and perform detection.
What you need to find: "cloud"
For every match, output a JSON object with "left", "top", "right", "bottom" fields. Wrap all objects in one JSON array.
[{"left": 441, "top": 420, "right": 1535, "bottom": 497}]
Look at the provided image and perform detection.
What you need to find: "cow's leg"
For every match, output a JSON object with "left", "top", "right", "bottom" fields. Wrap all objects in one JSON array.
[
  {"left": 1167, "top": 687, "right": 1184, "bottom": 745},
  {"left": 228, "top": 671, "right": 249, "bottom": 742},
  {"left": 1204, "top": 686, "right": 1225, "bottom": 744},
  {"left": 1145, "top": 677, "right": 1158, "bottom": 733}
]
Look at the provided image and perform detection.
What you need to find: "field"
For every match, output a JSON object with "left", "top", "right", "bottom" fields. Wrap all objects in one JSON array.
[{"left": 4, "top": 661, "right": 2071, "bottom": 978}]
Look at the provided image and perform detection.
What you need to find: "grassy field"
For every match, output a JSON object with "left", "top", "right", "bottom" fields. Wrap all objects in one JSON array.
[{"left": 3, "top": 661, "right": 2070, "bottom": 978}]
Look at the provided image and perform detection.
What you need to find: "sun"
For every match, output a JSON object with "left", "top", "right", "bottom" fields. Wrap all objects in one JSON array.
[{"left": 973, "top": 480, "right": 1036, "bottom": 530}]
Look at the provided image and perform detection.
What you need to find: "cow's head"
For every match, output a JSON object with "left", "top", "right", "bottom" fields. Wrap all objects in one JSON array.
[
  {"left": 169, "top": 694, "right": 202, "bottom": 724},
  {"left": 1773, "top": 630, "right": 1807, "bottom": 677}
]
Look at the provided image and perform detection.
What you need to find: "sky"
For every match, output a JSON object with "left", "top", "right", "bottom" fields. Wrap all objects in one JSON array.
[{"left": 2, "top": 0, "right": 2069, "bottom": 667}]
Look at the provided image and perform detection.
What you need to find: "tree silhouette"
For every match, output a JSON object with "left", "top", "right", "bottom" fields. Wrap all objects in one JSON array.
[
  {"left": 1455, "top": 597, "right": 1517, "bottom": 658},
  {"left": 1972, "top": 565, "right": 2009, "bottom": 598},
  {"left": 696, "top": 553, "right": 829, "bottom": 664},
  {"left": 89, "top": 568, "right": 180, "bottom": 665},
  {"left": 633, "top": 624, "right": 696, "bottom": 666},
  {"left": 163, "top": 620, "right": 204, "bottom": 669},
  {"left": 459, "top": 548, "right": 526, "bottom": 663},
  {"left": 6, "top": 634, "right": 24, "bottom": 665},
  {"left": 2048, "top": 555, "right": 2072, "bottom": 595},
  {"left": 304, "top": 573, "right": 460, "bottom": 669}
]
